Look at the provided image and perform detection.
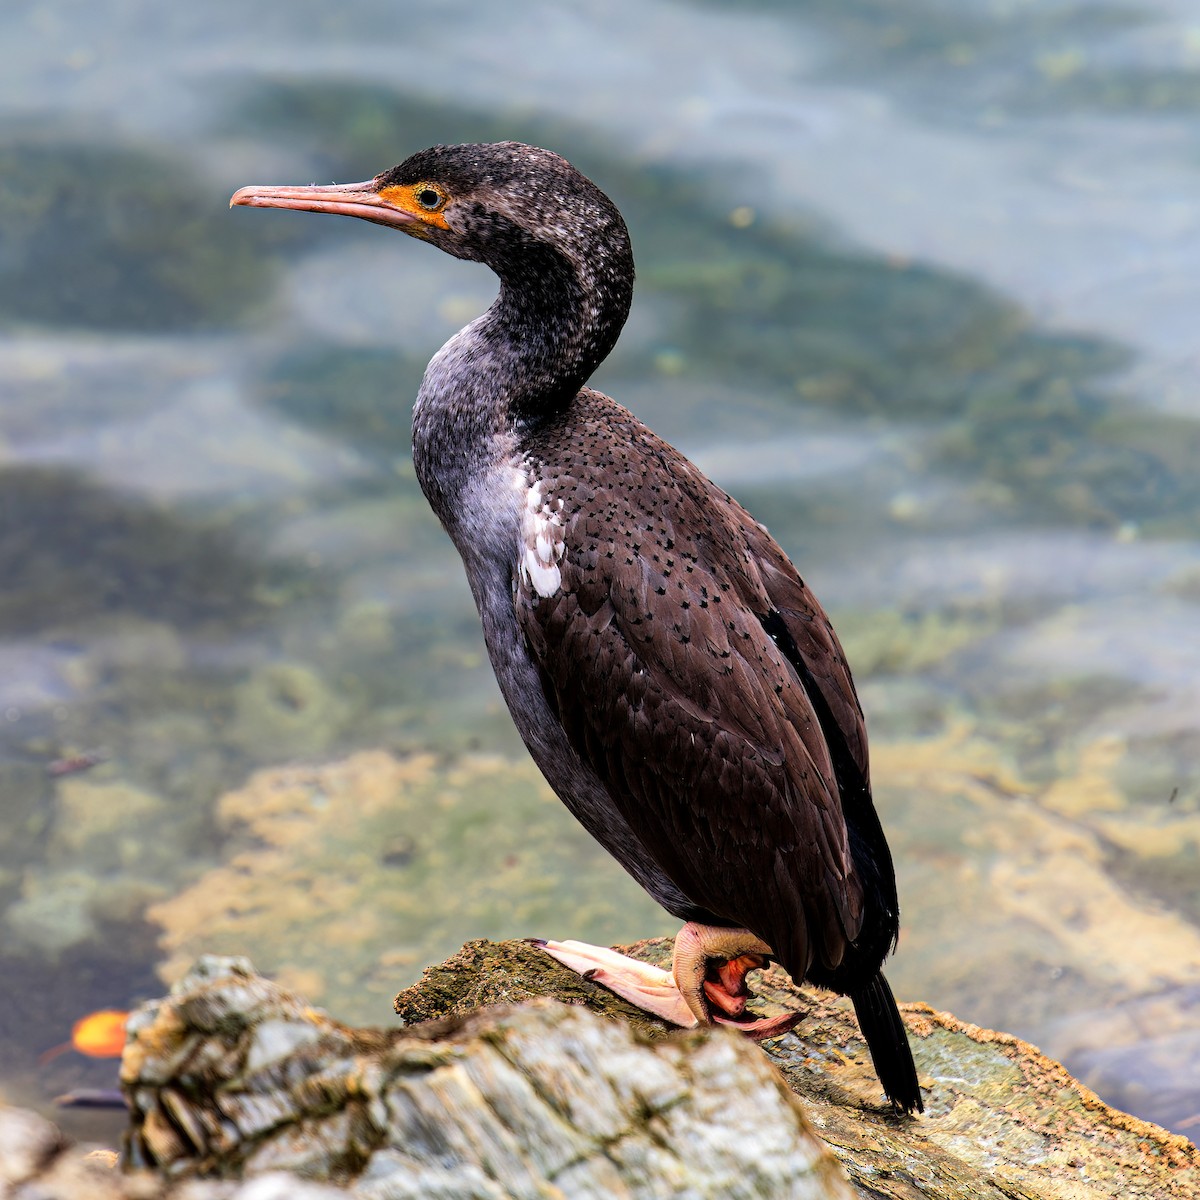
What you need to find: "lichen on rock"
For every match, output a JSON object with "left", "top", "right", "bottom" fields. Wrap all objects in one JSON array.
[{"left": 396, "top": 938, "right": 1200, "bottom": 1200}]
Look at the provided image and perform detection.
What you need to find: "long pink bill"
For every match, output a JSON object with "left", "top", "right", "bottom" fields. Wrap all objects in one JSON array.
[{"left": 229, "top": 180, "right": 417, "bottom": 231}]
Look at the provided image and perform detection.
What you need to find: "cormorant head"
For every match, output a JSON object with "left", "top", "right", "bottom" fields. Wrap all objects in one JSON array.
[{"left": 231, "top": 141, "right": 632, "bottom": 285}]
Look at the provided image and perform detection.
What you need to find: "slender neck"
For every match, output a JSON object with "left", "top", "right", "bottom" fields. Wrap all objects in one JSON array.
[{"left": 412, "top": 235, "right": 633, "bottom": 524}]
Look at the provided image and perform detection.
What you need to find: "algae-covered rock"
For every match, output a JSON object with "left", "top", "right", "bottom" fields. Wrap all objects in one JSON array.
[
  {"left": 258, "top": 346, "right": 425, "bottom": 461},
  {"left": 835, "top": 607, "right": 997, "bottom": 677},
  {"left": 872, "top": 719, "right": 1200, "bottom": 1060},
  {"left": 5, "top": 867, "right": 163, "bottom": 956},
  {"left": 3, "top": 770, "right": 190, "bottom": 955},
  {"left": 0, "top": 136, "right": 293, "bottom": 331},
  {"left": 228, "top": 662, "right": 352, "bottom": 760},
  {"left": 396, "top": 938, "right": 1200, "bottom": 1200},
  {"left": 0, "top": 467, "right": 312, "bottom": 636},
  {"left": 5, "top": 949, "right": 1197, "bottom": 1198}
]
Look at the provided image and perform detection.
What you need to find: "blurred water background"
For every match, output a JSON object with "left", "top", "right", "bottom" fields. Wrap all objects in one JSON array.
[{"left": 1, "top": 0, "right": 1198, "bottom": 1143}]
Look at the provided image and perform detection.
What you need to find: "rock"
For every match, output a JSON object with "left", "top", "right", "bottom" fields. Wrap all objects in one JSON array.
[
  {"left": 0, "top": 1105, "right": 64, "bottom": 1185},
  {"left": 228, "top": 663, "right": 352, "bottom": 760},
  {"left": 395, "top": 938, "right": 1200, "bottom": 1200},
  {"left": 142, "top": 719, "right": 1200, "bottom": 1133},
  {"left": 0, "top": 1104, "right": 133, "bottom": 1199},
  {"left": 118, "top": 954, "right": 850, "bottom": 1199},
  {"left": 8, "top": 947, "right": 1198, "bottom": 1198},
  {"left": 0, "top": 1103, "right": 347, "bottom": 1200}
]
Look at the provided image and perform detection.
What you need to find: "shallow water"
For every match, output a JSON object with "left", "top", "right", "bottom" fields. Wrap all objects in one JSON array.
[{"left": 1, "top": 0, "right": 1198, "bottom": 1142}]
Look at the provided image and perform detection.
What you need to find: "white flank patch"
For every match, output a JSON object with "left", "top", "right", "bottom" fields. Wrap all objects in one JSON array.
[{"left": 517, "top": 473, "right": 566, "bottom": 598}]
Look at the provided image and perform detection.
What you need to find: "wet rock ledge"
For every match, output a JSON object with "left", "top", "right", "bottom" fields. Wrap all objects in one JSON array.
[{"left": 3, "top": 942, "right": 1198, "bottom": 1199}]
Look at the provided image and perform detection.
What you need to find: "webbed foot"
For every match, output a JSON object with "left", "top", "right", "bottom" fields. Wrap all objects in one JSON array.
[{"left": 535, "top": 923, "right": 800, "bottom": 1042}]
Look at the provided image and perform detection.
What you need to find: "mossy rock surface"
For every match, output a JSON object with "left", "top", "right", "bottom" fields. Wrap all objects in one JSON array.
[
  {"left": 396, "top": 937, "right": 1200, "bottom": 1200},
  {"left": 3, "top": 947, "right": 1196, "bottom": 1198}
]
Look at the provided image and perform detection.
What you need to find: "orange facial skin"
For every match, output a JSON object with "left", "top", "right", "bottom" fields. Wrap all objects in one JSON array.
[{"left": 378, "top": 183, "right": 452, "bottom": 230}]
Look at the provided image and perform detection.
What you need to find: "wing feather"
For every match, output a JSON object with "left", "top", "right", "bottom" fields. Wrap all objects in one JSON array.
[{"left": 514, "top": 394, "right": 864, "bottom": 977}]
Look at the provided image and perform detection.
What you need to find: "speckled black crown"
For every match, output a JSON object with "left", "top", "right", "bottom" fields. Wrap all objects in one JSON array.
[
  {"left": 377, "top": 142, "right": 632, "bottom": 309},
  {"left": 380, "top": 141, "right": 580, "bottom": 194}
]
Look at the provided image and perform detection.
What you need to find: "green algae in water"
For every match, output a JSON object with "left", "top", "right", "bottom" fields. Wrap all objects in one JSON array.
[
  {"left": 0, "top": 762, "right": 51, "bottom": 909},
  {"left": 0, "top": 136, "right": 310, "bottom": 332},
  {"left": 261, "top": 347, "right": 425, "bottom": 460},
  {"left": 0, "top": 467, "right": 319, "bottom": 635},
  {"left": 684, "top": 1, "right": 1151, "bottom": 126},
  {"left": 1112, "top": 847, "right": 1200, "bottom": 928},
  {"left": 836, "top": 607, "right": 997, "bottom": 678},
  {"left": 149, "top": 750, "right": 672, "bottom": 1026},
  {"left": 228, "top": 662, "right": 353, "bottom": 761},
  {"left": 1009, "top": 66, "right": 1200, "bottom": 117},
  {"left": 4, "top": 54, "right": 1184, "bottom": 1135},
  {"left": 217, "top": 79, "right": 596, "bottom": 189}
]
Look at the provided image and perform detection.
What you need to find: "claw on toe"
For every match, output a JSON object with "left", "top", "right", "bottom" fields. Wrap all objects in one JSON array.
[
  {"left": 702, "top": 952, "right": 800, "bottom": 1040},
  {"left": 702, "top": 952, "right": 767, "bottom": 1017},
  {"left": 713, "top": 1009, "right": 802, "bottom": 1042}
]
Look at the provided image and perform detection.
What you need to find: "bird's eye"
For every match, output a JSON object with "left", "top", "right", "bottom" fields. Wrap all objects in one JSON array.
[{"left": 415, "top": 187, "right": 444, "bottom": 211}]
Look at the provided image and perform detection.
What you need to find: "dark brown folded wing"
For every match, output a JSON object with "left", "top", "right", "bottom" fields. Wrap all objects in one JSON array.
[
  {"left": 738, "top": 516, "right": 870, "bottom": 789},
  {"left": 514, "top": 397, "right": 865, "bottom": 978}
]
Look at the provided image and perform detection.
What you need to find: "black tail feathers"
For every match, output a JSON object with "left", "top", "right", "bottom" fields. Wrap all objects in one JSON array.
[{"left": 851, "top": 972, "right": 923, "bottom": 1114}]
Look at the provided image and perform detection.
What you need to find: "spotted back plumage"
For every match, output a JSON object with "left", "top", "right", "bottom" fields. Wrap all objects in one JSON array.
[{"left": 512, "top": 389, "right": 884, "bottom": 984}]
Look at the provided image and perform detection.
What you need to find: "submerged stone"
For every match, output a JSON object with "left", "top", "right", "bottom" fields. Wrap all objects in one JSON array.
[
  {"left": 0, "top": 467, "right": 313, "bottom": 636},
  {"left": 147, "top": 751, "right": 667, "bottom": 1023}
]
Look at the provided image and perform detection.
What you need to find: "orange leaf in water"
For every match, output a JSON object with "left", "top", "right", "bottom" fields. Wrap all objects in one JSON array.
[{"left": 71, "top": 1010, "right": 129, "bottom": 1058}]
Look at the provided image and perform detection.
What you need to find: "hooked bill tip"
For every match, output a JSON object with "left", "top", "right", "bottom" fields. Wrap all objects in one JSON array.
[{"left": 229, "top": 185, "right": 273, "bottom": 209}]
